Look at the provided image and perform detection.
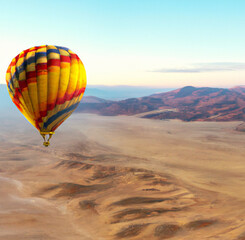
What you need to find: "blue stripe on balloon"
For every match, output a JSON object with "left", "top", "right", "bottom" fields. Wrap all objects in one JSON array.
[
  {"left": 10, "top": 52, "right": 37, "bottom": 87},
  {"left": 16, "top": 59, "right": 27, "bottom": 76},
  {"left": 8, "top": 80, "right": 14, "bottom": 95},
  {"left": 47, "top": 48, "right": 60, "bottom": 54},
  {"left": 56, "top": 46, "right": 69, "bottom": 51},
  {"left": 27, "top": 56, "right": 36, "bottom": 65},
  {"left": 43, "top": 102, "right": 79, "bottom": 129},
  {"left": 36, "top": 52, "right": 47, "bottom": 59},
  {"left": 15, "top": 53, "right": 36, "bottom": 76}
]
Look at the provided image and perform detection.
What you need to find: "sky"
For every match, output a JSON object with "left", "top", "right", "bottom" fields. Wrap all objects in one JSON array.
[{"left": 0, "top": 0, "right": 245, "bottom": 87}]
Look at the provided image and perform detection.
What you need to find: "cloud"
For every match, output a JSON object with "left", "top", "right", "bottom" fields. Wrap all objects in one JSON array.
[{"left": 152, "top": 62, "right": 245, "bottom": 73}]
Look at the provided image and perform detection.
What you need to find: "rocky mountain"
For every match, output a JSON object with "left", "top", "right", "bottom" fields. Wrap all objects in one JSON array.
[{"left": 78, "top": 86, "right": 245, "bottom": 121}]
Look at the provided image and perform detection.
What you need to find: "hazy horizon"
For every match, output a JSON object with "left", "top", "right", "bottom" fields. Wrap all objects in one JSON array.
[
  {"left": 1, "top": 82, "right": 244, "bottom": 88},
  {"left": 1, "top": 83, "right": 244, "bottom": 104}
]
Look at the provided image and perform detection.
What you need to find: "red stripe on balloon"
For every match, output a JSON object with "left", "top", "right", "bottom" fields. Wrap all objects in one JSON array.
[
  {"left": 70, "top": 53, "right": 77, "bottom": 59},
  {"left": 48, "top": 59, "right": 60, "bottom": 67},
  {"left": 73, "top": 89, "right": 79, "bottom": 97},
  {"left": 14, "top": 54, "right": 20, "bottom": 63},
  {"left": 56, "top": 97, "right": 63, "bottom": 105},
  {"left": 19, "top": 52, "right": 25, "bottom": 58},
  {"left": 60, "top": 55, "right": 71, "bottom": 63},
  {"left": 13, "top": 89, "right": 22, "bottom": 111},
  {"left": 34, "top": 122, "right": 40, "bottom": 130},
  {"left": 27, "top": 48, "right": 38, "bottom": 53},
  {"left": 36, "top": 63, "right": 47, "bottom": 71},
  {"left": 26, "top": 71, "right": 36, "bottom": 79},
  {"left": 36, "top": 116, "right": 43, "bottom": 123},
  {"left": 23, "top": 49, "right": 30, "bottom": 56},
  {"left": 18, "top": 80, "right": 28, "bottom": 90},
  {"left": 65, "top": 93, "right": 74, "bottom": 101},
  {"left": 81, "top": 87, "right": 85, "bottom": 93},
  {"left": 40, "top": 110, "right": 47, "bottom": 118},
  {"left": 33, "top": 46, "right": 44, "bottom": 51},
  {"left": 47, "top": 103, "right": 56, "bottom": 111}
]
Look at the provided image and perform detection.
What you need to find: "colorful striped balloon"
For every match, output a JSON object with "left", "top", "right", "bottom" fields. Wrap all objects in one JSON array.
[{"left": 6, "top": 45, "right": 86, "bottom": 146}]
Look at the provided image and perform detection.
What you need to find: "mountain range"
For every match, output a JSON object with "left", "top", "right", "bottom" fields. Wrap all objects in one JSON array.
[{"left": 77, "top": 86, "right": 245, "bottom": 121}]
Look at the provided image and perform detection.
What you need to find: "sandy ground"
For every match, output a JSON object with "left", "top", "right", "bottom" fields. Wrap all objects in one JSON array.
[{"left": 0, "top": 113, "right": 245, "bottom": 239}]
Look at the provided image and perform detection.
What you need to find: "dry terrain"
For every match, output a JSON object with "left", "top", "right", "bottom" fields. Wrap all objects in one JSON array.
[{"left": 0, "top": 114, "right": 245, "bottom": 239}]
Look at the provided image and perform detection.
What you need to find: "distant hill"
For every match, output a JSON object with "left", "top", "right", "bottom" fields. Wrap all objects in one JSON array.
[
  {"left": 82, "top": 96, "right": 112, "bottom": 103},
  {"left": 78, "top": 86, "right": 245, "bottom": 121},
  {"left": 83, "top": 85, "right": 173, "bottom": 100}
]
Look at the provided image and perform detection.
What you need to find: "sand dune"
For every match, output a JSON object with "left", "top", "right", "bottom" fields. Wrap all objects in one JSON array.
[{"left": 0, "top": 114, "right": 245, "bottom": 239}]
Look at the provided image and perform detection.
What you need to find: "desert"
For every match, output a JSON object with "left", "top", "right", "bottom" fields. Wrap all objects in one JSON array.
[{"left": 0, "top": 112, "right": 244, "bottom": 239}]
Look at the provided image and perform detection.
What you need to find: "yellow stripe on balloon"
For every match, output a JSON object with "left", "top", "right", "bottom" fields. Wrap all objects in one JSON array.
[
  {"left": 62, "top": 50, "right": 79, "bottom": 111},
  {"left": 16, "top": 52, "right": 35, "bottom": 119},
  {"left": 55, "top": 49, "right": 71, "bottom": 114},
  {"left": 79, "top": 60, "right": 87, "bottom": 89},
  {"left": 10, "top": 68, "right": 36, "bottom": 128},
  {"left": 25, "top": 50, "right": 41, "bottom": 127},
  {"left": 36, "top": 46, "right": 48, "bottom": 129},
  {"left": 45, "top": 45, "right": 60, "bottom": 123},
  {"left": 59, "top": 58, "right": 86, "bottom": 126}
]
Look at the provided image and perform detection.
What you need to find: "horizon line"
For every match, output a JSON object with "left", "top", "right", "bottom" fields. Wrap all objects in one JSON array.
[{"left": 0, "top": 83, "right": 244, "bottom": 89}]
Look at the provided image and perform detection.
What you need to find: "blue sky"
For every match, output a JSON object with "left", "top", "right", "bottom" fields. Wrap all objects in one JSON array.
[{"left": 1, "top": 0, "right": 245, "bottom": 87}]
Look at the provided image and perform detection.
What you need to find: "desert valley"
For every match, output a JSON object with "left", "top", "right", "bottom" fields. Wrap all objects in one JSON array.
[{"left": 0, "top": 86, "right": 244, "bottom": 239}]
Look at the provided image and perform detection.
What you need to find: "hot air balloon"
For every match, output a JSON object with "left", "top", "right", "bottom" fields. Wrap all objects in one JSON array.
[{"left": 6, "top": 45, "right": 86, "bottom": 146}]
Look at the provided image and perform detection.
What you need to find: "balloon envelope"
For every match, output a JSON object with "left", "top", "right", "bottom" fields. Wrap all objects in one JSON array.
[{"left": 6, "top": 45, "right": 86, "bottom": 145}]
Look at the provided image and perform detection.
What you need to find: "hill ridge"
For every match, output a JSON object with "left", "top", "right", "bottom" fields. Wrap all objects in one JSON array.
[{"left": 78, "top": 86, "right": 245, "bottom": 121}]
